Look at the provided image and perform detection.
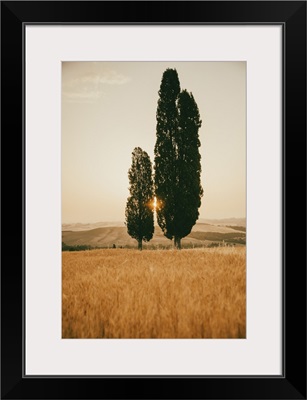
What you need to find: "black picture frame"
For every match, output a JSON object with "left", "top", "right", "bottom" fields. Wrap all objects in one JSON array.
[{"left": 1, "top": 1, "right": 306, "bottom": 399}]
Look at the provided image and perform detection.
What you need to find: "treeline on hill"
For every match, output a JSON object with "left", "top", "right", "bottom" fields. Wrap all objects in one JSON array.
[
  {"left": 62, "top": 242, "right": 93, "bottom": 252},
  {"left": 62, "top": 242, "right": 125, "bottom": 251}
]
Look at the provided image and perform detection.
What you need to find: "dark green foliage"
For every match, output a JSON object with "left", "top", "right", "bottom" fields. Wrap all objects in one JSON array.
[
  {"left": 125, "top": 147, "right": 154, "bottom": 250},
  {"left": 154, "top": 69, "right": 203, "bottom": 249},
  {"left": 175, "top": 90, "right": 203, "bottom": 241},
  {"left": 154, "top": 69, "right": 181, "bottom": 241}
]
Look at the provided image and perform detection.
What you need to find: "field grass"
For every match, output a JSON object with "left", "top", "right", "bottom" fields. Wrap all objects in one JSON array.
[{"left": 62, "top": 247, "right": 246, "bottom": 339}]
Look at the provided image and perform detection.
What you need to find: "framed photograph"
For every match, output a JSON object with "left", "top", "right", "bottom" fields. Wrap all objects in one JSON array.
[{"left": 1, "top": 1, "right": 306, "bottom": 399}]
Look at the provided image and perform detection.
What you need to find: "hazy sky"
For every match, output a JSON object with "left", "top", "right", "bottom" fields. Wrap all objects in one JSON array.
[{"left": 62, "top": 62, "right": 246, "bottom": 223}]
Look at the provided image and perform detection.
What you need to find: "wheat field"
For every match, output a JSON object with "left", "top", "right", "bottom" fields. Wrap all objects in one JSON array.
[{"left": 62, "top": 247, "right": 246, "bottom": 338}]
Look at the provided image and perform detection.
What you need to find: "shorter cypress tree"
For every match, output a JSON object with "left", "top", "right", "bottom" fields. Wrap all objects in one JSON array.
[{"left": 125, "top": 147, "right": 154, "bottom": 250}]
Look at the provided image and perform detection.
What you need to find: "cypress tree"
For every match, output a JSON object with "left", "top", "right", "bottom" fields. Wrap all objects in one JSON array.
[
  {"left": 174, "top": 90, "right": 203, "bottom": 249},
  {"left": 125, "top": 147, "right": 154, "bottom": 250},
  {"left": 154, "top": 68, "right": 181, "bottom": 240},
  {"left": 154, "top": 70, "right": 203, "bottom": 249}
]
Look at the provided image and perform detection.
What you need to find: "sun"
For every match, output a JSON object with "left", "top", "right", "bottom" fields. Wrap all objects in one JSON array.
[
  {"left": 149, "top": 196, "right": 160, "bottom": 212},
  {"left": 149, "top": 196, "right": 157, "bottom": 212},
  {"left": 153, "top": 196, "right": 157, "bottom": 211}
]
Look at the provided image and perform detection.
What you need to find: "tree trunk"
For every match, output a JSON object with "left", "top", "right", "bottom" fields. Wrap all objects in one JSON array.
[
  {"left": 174, "top": 236, "right": 181, "bottom": 250},
  {"left": 138, "top": 239, "right": 143, "bottom": 251}
]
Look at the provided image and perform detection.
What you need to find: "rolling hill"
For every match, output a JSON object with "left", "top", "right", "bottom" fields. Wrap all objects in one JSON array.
[{"left": 62, "top": 222, "right": 246, "bottom": 249}]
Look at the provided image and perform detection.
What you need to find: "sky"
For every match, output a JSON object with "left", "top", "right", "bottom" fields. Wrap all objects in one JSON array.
[{"left": 62, "top": 62, "right": 246, "bottom": 224}]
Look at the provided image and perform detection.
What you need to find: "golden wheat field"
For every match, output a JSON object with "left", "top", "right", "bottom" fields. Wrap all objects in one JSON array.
[{"left": 62, "top": 247, "right": 246, "bottom": 339}]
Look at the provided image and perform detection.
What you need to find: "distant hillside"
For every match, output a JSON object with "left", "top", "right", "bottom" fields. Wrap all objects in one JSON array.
[
  {"left": 62, "top": 222, "right": 246, "bottom": 249},
  {"left": 199, "top": 218, "right": 246, "bottom": 227},
  {"left": 62, "top": 218, "right": 246, "bottom": 232},
  {"left": 62, "top": 221, "right": 125, "bottom": 232}
]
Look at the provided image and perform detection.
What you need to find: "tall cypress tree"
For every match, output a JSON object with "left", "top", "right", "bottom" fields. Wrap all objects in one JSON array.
[
  {"left": 154, "top": 70, "right": 203, "bottom": 249},
  {"left": 154, "top": 68, "right": 181, "bottom": 240},
  {"left": 125, "top": 147, "right": 154, "bottom": 250}
]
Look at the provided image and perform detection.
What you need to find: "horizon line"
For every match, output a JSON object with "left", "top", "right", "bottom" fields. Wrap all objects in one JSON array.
[{"left": 62, "top": 217, "right": 247, "bottom": 225}]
